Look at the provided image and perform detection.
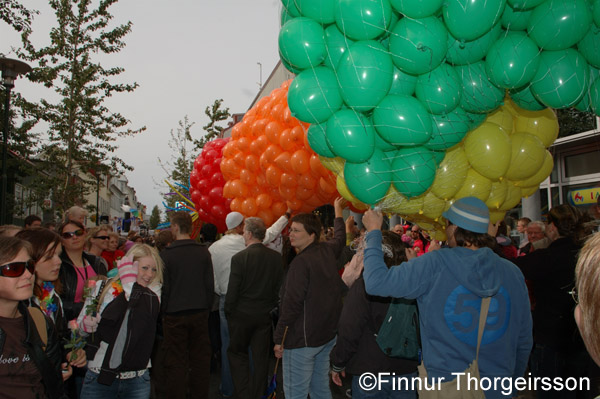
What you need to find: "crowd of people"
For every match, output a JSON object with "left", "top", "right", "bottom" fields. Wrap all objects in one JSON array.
[{"left": 0, "top": 197, "right": 600, "bottom": 399}]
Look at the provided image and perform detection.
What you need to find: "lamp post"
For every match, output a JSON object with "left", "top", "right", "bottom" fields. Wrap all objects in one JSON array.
[{"left": 0, "top": 58, "right": 31, "bottom": 225}]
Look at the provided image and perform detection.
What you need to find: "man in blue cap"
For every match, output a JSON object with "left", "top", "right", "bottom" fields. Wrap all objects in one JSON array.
[{"left": 361, "top": 197, "right": 533, "bottom": 399}]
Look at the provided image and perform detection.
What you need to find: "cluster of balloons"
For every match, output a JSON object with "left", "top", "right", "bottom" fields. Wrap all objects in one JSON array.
[
  {"left": 278, "top": 0, "right": 593, "bottom": 212},
  {"left": 325, "top": 99, "right": 558, "bottom": 238},
  {"left": 190, "top": 138, "right": 231, "bottom": 233},
  {"left": 220, "top": 80, "right": 339, "bottom": 225}
]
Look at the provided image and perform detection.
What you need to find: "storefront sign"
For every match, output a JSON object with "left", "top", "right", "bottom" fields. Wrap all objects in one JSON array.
[{"left": 568, "top": 187, "right": 600, "bottom": 205}]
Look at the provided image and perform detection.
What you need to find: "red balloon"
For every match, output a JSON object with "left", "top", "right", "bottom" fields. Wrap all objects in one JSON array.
[{"left": 190, "top": 169, "right": 201, "bottom": 188}]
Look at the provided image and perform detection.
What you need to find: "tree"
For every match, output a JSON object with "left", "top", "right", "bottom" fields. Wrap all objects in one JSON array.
[
  {"left": 193, "top": 98, "right": 231, "bottom": 151},
  {"left": 556, "top": 108, "right": 597, "bottom": 138},
  {"left": 16, "top": 0, "right": 145, "bottom": 214},
  {"left": 0, "top": 0, "right": 37, "bottom": 33},
  {"left": 149, "top": 205, "right": 160, "bottom": 230}
]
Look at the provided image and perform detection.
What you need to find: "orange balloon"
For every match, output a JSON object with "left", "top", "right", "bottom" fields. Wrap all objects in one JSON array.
[
  {"left": 257, "top": 209, "right": 275, "bottom": 226},
  {"left": 233, "top": 151, "right": 246, "bottom": 166},
  {"left": 231, "top": 123, "right": 244, "bottom": 140},
  {"left": 242, "top": 198, "right": 258, "bottom": 216},
  {"left": 264, "top": 144, "right": 282, "bottom": 163},
  {"left": 251, "top": 119, "right": 268, "bottom": 138},
  {"left": 230, "top": 197, "right": 242, "bottom": 213},
  {"left": 256, "top": 174, "right": 267, "bottom": 187},
  {"left": 240, "top": 168, "right": 255, "bottom": 185},
  {"left": 283, "top": 107, "right": 294, "bottom": 125},
  {"left": 298, "top": 174, "right": 317, "bottom": 190},
  {"left": 280, "top": 129, "right": 296, "bottom": 151},
  {"left": 229, "top": 179, "right": 248, "bottom": 198},
  {"left": 265, "top": 165, "right": 283, "bottom": 187},
  {"left": 296, "top": 186, "right": 313, "bottom": 201},
  {"left": 223, "top": 180, "right": 234, "bottom": 198},
  {"left": 319, "top": 177, "right": 336, "bottom": 194},
  {"left": 272, "top": 201, "right": 287, "bottom": 216},
  {"left": 220, "top": 159, "right": 240, "bottom": 180},
  {"left": 305, "top": 194, "right": 324, "bottom": 208},
  {"left": 250, "top": 135, "right": 269, "bottom": 156},
  {"left": 236, "top": 137, "right": 250, "bottom": 152},
  {"left": 279, "top": 186, "right": 295, "bottom": 200},
  {"left": 265, "top": 121, "right": 283, "bottom": 144},
  {"left": 249, "top": 185, "right": 262, "bottom": 198},
  {"left": 245, "top": 154, "right": 259, "bottom": 172},
  {"left": 280, "top": 173, "right": 297, "bottom": 188},
  {"left": 271, "top": 87, "right": 286, "bottom": 103},
  {"left": 259, "top": 152, "right": 269, "bottom": 172},
  {"left": 291, "top": 149, "right": 310, "bottom": 174},
  {"left": 223, "top": 141, "right": 237, "bottom": 158},
  {"left": 275, "top": 152, "right": 291, "bottom": 171},
  {"left": 310, "top": 154, "right": 327, "bottom": 177},
  {"left": 271, "top": 104, "right": 286, "bottom": 123},
  {"left": 256, "top": 193, "right": 273, "bottom": 209},
  {"left": 287, "top": 198, "right": 304, "bottom": 211},
  {"left": 290, "top": 126, "right": 304, "bottom": 147}
]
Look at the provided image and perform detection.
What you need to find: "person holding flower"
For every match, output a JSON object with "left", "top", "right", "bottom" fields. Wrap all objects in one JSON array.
[
  {"left": 0, "top": 236, "right": 66, "bottom": 398},
  {"left": 76, "top": 244, "right": 163, "bottom": 399},
  {"left": 16, "top": 227, "right": 88, "bottom": 380}
]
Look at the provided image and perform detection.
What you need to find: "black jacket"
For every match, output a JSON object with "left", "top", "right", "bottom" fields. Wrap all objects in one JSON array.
[
  {"left": 513, "top": 237, "right": 583, "bottom": 351},
  {"left": 0, "top": 302, "right": 66, "bottom": 399},
  {"left": 330, "top": 276, "right": 418, "bottom": 376},
  {"left": 58, "top": 251, "right": 108, "bottom": 322},
  {"left": 160, "top": 239, "right": 214, "bottom": 314},
  {"left": 273, "top": 217, "right": 346, "bottom": 349}
]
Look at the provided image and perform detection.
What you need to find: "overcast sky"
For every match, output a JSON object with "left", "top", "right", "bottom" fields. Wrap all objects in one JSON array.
[{"left": 0, "top": 0, "right": 282, "bottom": 213}]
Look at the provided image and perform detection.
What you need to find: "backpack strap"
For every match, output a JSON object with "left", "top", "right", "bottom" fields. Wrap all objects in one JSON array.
[
  {"left": 28, "top": 307, "right": 48, "bottom": 351},
  {"left": 474, "top": 297, "right": 491, "bottom": 364}
]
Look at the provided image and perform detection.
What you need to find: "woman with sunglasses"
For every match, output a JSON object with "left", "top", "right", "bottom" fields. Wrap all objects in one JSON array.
[
  {"left": 85, "top": 226, "right": 111, "bottom": 270},
  {"left": 57, "top": 220, "right": 108, "bottom": 323},
  {"left": 76, "top": 244, "right": 163, "bottom": 399},
  {"left": 0, "top": 236, "right": 66, "bottom": 398},
  {"left": 16, "top": 228, "right": 88, "bottom": 377}
]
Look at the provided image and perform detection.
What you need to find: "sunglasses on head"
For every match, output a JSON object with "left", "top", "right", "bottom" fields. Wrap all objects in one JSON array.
[
  {"left": 61, "top": 229, "right": 84, "bottom": 239},
  {"left": 0, "top": 259, "right": 35, "bottom": 278},
  {"left": 94, "top": 235, "right": 110, "bottom": 240}
]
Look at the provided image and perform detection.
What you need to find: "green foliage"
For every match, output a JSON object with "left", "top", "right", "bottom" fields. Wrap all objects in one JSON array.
[
  {"left": 556, "top": 108, "right": 597, "bottom": 138},
  {"left": 193, "top": 98, "right": 230, "bottom": 151},
  {"left": 0, "top": 0, "right": 38, "bottom": 33},
  {"left": 149, "top": 205, "right": 160, "bottom": 229},
  {"left": 16, "top": 0, "right": 144, "bottom": 214}
]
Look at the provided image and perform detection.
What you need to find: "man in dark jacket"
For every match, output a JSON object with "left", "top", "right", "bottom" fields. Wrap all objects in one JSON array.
[
  {"left": 225, "top": 217, "right": 283, "bottom": 399},
  {"left": 160, "top": 211, "right": 214, "bottom": 399}
]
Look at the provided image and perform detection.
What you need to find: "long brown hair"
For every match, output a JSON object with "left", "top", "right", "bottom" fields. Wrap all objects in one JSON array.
[{"left": 15, "top": 228, "right": 63, "bottom": 297}]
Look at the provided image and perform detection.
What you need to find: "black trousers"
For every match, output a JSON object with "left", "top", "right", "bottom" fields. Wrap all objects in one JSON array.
[{"left": 227, "top": 312, "right": 272, "bottom": 399}]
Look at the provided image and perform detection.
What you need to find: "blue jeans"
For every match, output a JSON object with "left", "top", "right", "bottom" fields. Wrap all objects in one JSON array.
[
  {"left": 282, "top": 338, "right": 336, "bottom": 399},
  {"left": 351, "top": 372, "right": 417, "bottom": 399},
  {"left": 80, "top": 370, "right": 150, "bottom": 399},
  {"left": 219, "top": 295, "right": 234, "bottom": 397}
]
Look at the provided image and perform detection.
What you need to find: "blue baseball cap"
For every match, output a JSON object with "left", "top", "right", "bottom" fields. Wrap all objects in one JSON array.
[{"left": 442, "top": 197, "right": 490, "bottom": 234}]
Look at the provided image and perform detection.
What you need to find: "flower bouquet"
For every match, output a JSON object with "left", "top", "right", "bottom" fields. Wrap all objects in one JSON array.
[{"left": 64, "top": 320, "right": 86, "bottom": 361}]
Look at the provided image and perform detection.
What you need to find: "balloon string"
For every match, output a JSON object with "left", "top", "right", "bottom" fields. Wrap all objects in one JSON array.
[{"left": 164, "top": 180, "right": 195, "bottom": 207}]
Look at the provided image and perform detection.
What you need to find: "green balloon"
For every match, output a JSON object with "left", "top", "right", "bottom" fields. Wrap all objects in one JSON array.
[
  {"left": 337, "top": 41, "right": 394, "bottom": 112},
  {"left": 530, "top": 49, "right": 590, "bottom": 108},
  {"left": 323, "top": 24, "right": 353, "bottom": 69},
  {"left": 509, "top": 85, "right": 545, "bottom": 111},
  {"left": 432, "top": 150, "right": 445, "bottom": 165},
  {"left": 307, "top": 123, "right": 336, "bottom": 157},
  {"left": 279, "top": 18, "right": 326, "bottom": 70},
  {"left": 296, "top": 0, "right": 336, "bottom": 24},
  {"left": 485, "top": 31, "right": 540, "bottom": 89},
  {"left": 344, "top": 149, "right": 392, "bottom": 204},
  {"left": 463, "top": 110, "right": 487, "bottom": 130},
  {"left": 335, "top": 0, "right": 393, "bottom": 41},
  {"left": 372, "top": 95, "right": 433, "bottom": 146},
  {"left": 446, "top": 22, "right": 502, "bottom": 66},
  {"left": 389, "top": 0, "right": 443, "bottom": 18},
  {"left": 371, "top": 116, "right": 398, "bottom": 151},
  {"left": 389, "top": 16, "right": 448, "bottom": 75},
  {"left": 527, "top": 0, "right": 592, "bottom": 50},
  {"left": 507, "top": 0, "right": 545, "bottom": 10},
  {"left": 501, "top": 4, "right": 532, "bottom": 30},
  {"left": 425, "top": 108, "right": 472, "bottom": 150},
  {"left": 288, "top": 67, "right": 343, "bottom": 124},
  {"left": 389, "top": 66, "right": 418, "bottom": 96},
  {"left": 326, "top": 109, "right": 376, "bottom": 163},
  {"left": 590, "top": 77, "right": 600, "bottom": 116},
  {"left": 281, "top": 7, "right": 295, "bottom": 27},
  {"left": 456, "top": 61, "right": 504, "bottom": 113},
  {"left": 391, "top": 146, "right": 437, "bottom": 197},
  {"left": 443, "top": 0, "right": 505, "bottom": 41},
  {"left": 578, "top": 26, "right": 600, "bottom": 69},
  {"left": 281, "top": 0, "right": 301, "bottom": 17},
  {"left": 415, "top": 62, "right": 462, "bottom": 115},
  {"left": 576, "top": 66, "right": 600, "bottom": 111},
  {"left": 280, "top": 51, "right": 303, "bottom": 74},
  {"left": 594, "top": 0, "right": 600, "bottom": 28}
]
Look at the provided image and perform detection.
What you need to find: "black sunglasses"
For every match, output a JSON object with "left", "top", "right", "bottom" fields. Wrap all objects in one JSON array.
[
  {"left": 0, "top": 259, "right": 35, "bottom": 278},
  {"left": 61, "top": 229, "right": 84, "bottom": 239},
  {"left": 94, "top": 235, "right": 110, "bottom": 240}
]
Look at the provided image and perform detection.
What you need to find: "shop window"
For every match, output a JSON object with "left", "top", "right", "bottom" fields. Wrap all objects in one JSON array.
[{"left": 564, "top": 150, "right": 600, "bottom": 178}]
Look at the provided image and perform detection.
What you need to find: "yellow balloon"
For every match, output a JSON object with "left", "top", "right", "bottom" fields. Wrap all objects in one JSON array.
[
  {"left": 486, "top": 179, "right": 509, "bottom": 210},
  {"left": 503, "top": 96, "right": 521, "bottom": 117},
  {"left": 454, "top": 168, "right": 492, "bottom": 202},
  {"left": 521, "top": 185, "right": 539, "bottom": 197},
  {"left": 489, "top": 210, "right": 506, "bottom": 224},
  {"left": 499, "top": 182, "right": 522, "bottom": 211},
  {"left": 431, "top": 229, "right": 447, "bottom": 242},
  {"left": 464, "top": 122, "right": 512, "bottom": 180},
  {"left": 319, "top": 155, "right": 345, "bottom": 175},
  {"left": 486, "top": 107, "right": 515, "bottom": 133},
  {"left": 381, "top": 186, "right": 424, "bottom": 215},
  {"left": 505, "top": 132, "right": 546, "bottom": 181},
  {"left": 513, "top": 150, "right": 554, "bottom": 187},
  {"left": 430, "top": 146, "right": 469, "bottom": 200},
  {"left": 513, "top": 108, "right": 558, "bottom": 148},
  {"left": 422, "top": 191, "right": 448, "bottom": 220}
]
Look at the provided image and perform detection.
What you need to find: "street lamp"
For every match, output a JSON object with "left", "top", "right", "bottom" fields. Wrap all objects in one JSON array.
[{"left": 1, "top": 58, "right": 31, "bottom": 225}]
